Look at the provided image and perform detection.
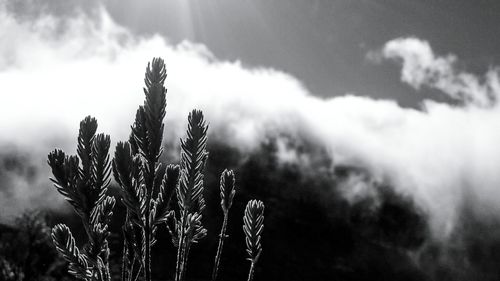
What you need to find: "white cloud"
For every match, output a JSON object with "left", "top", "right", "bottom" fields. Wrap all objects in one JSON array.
[
  {"left": 381, "top": 37, "right": 500, "bottom": 107},
  {"left": 1, "top": 6, "right": 500, "bottom": 242}
]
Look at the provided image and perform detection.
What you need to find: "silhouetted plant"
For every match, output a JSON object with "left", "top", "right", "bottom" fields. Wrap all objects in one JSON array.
[
  {"left": 48, "top": 116, "right": 115, "bottom": 281},
  {"left": 211, "top": 169, "right": 236, "bottom": 281},
  {"left": 243, "top": 200, "right": 264, "bottom": 281},
  {"left": 49, "top": 57, "right": 265, "bottom": 281},
  {"left": 112, "top": 57, "right": 170, "bottom": 281},
  {"left": 167, "top": 109, "right": 209, "bottom": 281}
]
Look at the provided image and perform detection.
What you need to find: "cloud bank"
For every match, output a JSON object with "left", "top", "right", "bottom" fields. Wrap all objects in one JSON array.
[
  {"left": 380, "top": 37, "right": 500, "bottom": 107},
  {"left": 1, "top": 5, "right": 500, "bottom": 242}
]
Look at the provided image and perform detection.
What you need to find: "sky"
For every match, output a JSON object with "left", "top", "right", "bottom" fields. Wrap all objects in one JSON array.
[
  {"left": 8, "top": 0, "right": 500, "bottom": 106},
  {"left": 2, "top": 0, "right": 500, "bottom": 242}
]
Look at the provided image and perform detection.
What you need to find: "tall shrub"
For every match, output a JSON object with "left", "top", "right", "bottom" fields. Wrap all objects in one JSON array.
[{"left": 49, "top": 57, "right": 265, "bottom": 281}]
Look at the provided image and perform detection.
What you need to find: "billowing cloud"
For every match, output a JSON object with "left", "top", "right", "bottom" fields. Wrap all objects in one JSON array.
[
  {"left": 380, "top": 37, "right": 500, "bottom": 107},
  {"left": 1, "top": 4, "right": 500, "bottom": 243}
]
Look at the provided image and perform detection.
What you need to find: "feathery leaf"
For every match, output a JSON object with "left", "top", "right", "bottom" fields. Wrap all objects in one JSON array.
[
  {"left": 176, "top": 110, "right": 209, "bottom": 214},
  {"left": 143, "top": 57, "right": 167, "bottom": 163},
  {"left": 48, "top": 150, "right": 85, "bottom": 218},
  {"left": 219, "top": 169, "right": 236, "bottom": 213},
  {"left": 77, "top": 116, "right": 98, "bottom": 184},
  {"left": 51, "top": 224, "right": 92, "bottom": 280},
  {"left": 185, "top": 212, "right": 207, "bottom": 244},
  {"left": 130, "top": 106, "right": 149, "bottom": 158},
  {"left": 152, "top": 164, "right": 179, "bottom": 227},
  {"left": 91, "top": 133, "right": 112, "bottom": 195},
  {"left": 243, "top": 200, "right": 265, "bottom": 262}
]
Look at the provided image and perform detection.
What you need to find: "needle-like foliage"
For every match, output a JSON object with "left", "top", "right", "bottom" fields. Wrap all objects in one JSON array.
[
  {"left": 220, "top": 170, "right": 236, "bottom": 213},
  {"left": 48, "top": 117, "right": 114, "bottom": 281},
  {"left": 113, "top": 57, "right": 169, "bottom": 281},
  {"left": 50, "top": 57, "right": 267, "bottom": 281},
  {"left": 243, "top": 200, "right": 265, "bottom": 281},
  {"left": 171, "top": 109, "right": 209, "bottom": 281},
  {"left": 48, "top": 151, "right": 84, "bottom": 218},
  {"left": 113, "top": 142, "right": 146, "bottom": 227},
  {"left": 211, "top": 169, "right": 236, "bottom": 281},
  {"left": 51, "top": 224, "right": 92, "bottom": 280},
  {"left": 152, "top": 165, "right": 179, "bottom": 225},
  {"left": 177, "top": 110, "right": 209, "bottom": 214}
]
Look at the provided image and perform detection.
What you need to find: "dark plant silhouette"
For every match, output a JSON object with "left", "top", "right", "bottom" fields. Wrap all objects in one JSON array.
[
  {"left": 211, "top": 169, "right": 236, "bottom": 281},
  {"left": 49, "top": 57, "right": 265, "bottom": 281},
  {"left": 168, "top": 109, "right": 209, "bottom": 281},
  {"left": 48, "top": 116, "right": 115, "bottom": 280},
  {"left": 112, "top": 57, "right": 169, "bottom": 281},
  {"left": 243, "top": 200, "right": 264, "bottom": 281}
]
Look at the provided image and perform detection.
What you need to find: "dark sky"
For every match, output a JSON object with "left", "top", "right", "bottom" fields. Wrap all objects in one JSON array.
[{"left": 8, "top": 0, "right": 500, "bottom": 106}]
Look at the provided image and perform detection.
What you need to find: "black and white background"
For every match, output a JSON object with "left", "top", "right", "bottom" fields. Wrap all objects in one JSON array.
[{"left": 2, "top": 1, "right": 500, "bottom": 280}]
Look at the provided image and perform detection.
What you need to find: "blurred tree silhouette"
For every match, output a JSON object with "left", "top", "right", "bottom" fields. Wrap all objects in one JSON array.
[{"left": 0, "top": 211, "right": 71, "bottom": 281}]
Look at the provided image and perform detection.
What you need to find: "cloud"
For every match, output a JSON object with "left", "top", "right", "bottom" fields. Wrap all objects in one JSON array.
[
  {"left": 1, "top": 5, "right": 500, "bottom": 243},
  {"left": 380, "top": 37, "right": 500, "bottom": 107}
]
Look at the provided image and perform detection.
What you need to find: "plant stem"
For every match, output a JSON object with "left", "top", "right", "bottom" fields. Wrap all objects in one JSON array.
[
  {"left": 133, "top": 262, "right": 143, "bottom": 281},
  {"left": 127, "top": 257, "right": 136, "bottom": 281},
  {"left": 211, "top": 213, "right": 229, "bottom": 281},
  {"left": 175, "top": 212, "right": 187, "bottom": 281},
  {"left": 103, "top": 259, "right": 111, "bottom": 281},
  {"left": 121, "top": 221, "right": 130, "bottom": 281},
  {"left": 181, "top": 237, "right": 193, "bottom": 281},
  {"left": 144, "top": 211, "right": 151, "bottom": 281},
  {"left": 247, "top": 261, "right": 256, "bottom": 281},
  {"left": 144, "top": 160, "right": 156, "bottom": 281},
  {"left": 121, "top": 245, "right": 127, "bottom": 281}
]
